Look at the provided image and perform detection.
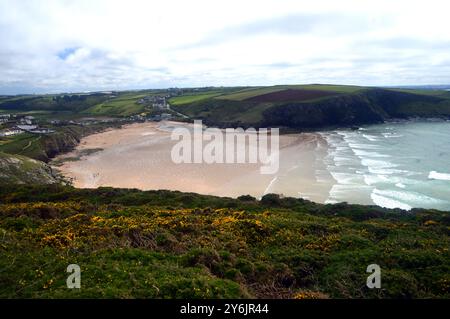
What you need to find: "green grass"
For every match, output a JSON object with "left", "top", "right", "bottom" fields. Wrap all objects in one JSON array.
[
  {"left": 0, "top": 133, "right": 44, "bottom": 159},
  {"left": 0, "top": 185, "right": 448, "bottom": 299},
  {"left": 85, "top": 93, "right": 148, "bottom": 116},
  {"left": 215, "top": 84, "right": 364, "bottom": 101},
  {"left": 169, "top": 91, "right": 225, "bottom": 106},
  {"left": 388, "top": 88, "right": 450, "bottom": 98},
  {"left": 215, "top": 87, "right": 286, "bottom": 101},
  {"left": 0, "top": 152, "right": 57, "bottom": 184},
  {"left": 287, "top": 84, "right": 365, "bottom": 93},
  {"left": 0, "top": 123, "right": 119, "bottom": 162}
]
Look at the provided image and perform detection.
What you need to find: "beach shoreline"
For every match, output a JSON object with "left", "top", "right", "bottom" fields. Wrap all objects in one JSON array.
[{"left": 53, "top": 121, "right": 336, "bottom": 202}]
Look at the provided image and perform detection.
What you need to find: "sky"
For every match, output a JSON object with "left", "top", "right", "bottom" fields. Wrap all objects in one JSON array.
[{"left": 1, "top": 0, "right": 450, "bottom": 94}]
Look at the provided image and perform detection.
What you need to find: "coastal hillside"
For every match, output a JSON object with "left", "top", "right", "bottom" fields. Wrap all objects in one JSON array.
[
  {"left": 0, "top": 123, "right": 122, "bottom": 163},
  {"left": 2, "top": 85, "right": 450, "bottom": 132},
  {"left": 171, "top": 85, "right": 450, "bottom": 129},
  {"left": 0, "top": 152, "right": 59, "bottom": 184},
  {"left": 0, "top": 185, "right": 448, "bottom": 298}
]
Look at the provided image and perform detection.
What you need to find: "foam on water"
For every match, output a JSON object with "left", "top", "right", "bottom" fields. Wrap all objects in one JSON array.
[
  {"left": 362, "top": 134, "right": 381, "bottom": 142},
  {"left": 429, "top": 171, "right": 450, "bottom": 181},
  {"left": 372, "top": 188, "right": 446, "bottom": 206},
  {"left": 322, "top": 120, "right": 450, "bottom": 210},
  {"left": 371, "top": 192, "right": 412, "bottom": 210}
]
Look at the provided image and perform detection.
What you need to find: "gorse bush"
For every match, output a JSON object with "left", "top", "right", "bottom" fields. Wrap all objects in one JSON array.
[{"left": 0, "top": 185, "right": 449, "bottom": 298}]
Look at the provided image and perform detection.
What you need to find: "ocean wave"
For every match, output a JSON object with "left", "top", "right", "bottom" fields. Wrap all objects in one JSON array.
[
  {"left": 363, "top": 174, "right": 417, "bottom": 187},
  {"left": 332, "top": 156, "right": 356, "bottom": 166},
  {"left": 329, "top": 172, "right": 361, "bottom": 185},
  {"left": 372, "top": 188, "right": 445, "bottom": 205},
  {"left": 428, "top": 171, "right": 450, "bottom": 181},
  {"left": 327, "top": 184, "right": 371, "bottom": 200},
  {"left": 353, "top": 149, "right": 390, "bottom": 158},
  {"left": 348, "top": 143, "right": 382, "bottom": 150},
  {"left": 371, "top": 192, "right": 412, "bottom": 210},
  {"left": 382, "top": 133, "right": 403, "bottom": 138},
  {"left": 363, "top": 174, "right": 390, "bottom": 185},
  {"left": 361, "top": 158, "right": 397, "bottom": 169},
  {"left": 367, "top": 167, "right": 410, "bottom": 175},
  {"left": 363, "top": 134, "right": 381, "bottom": 142}
]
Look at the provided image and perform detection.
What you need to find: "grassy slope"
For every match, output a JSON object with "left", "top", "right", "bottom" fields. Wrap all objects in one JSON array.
[
  {"left": 0, "top": 124, "right": 120, "bottom": 162},
  {"left": 169, "top": 91, "right": 225, "bottom": 106},
  {"left": 0, "top": 185, "right": 448, "bottom": 299},
  {"left": 215, "top": 87, "right": 287, "bottom": 101},
  {"left": 84, "top": 93, "right": 148, "bottom": 116},
  {"left": 172, "top": 85, "right": 450, "bottom": 129},
  {"left": 0, "top": 94, "right": 111, "bottom": 113},
  {"left": 216, "top": 84, "right": 364, "bottom": 101},
  {"left": 2, "top": 85, "right": 449, "bottom": 125},
  {"left": 0, "top": 153, "right": 58, "bottom": 184},
  {"left": 0, "top": 133, "right": 44, "bottom": 159},
  {"left": 0, "top": 91, "right": 155, "bottom": 117}
]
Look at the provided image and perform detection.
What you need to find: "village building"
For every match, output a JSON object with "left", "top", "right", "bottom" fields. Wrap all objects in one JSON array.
[
  {"left": 0, "top": 129, "right": 23, "bottom": 137},
  {"left": 29, "top": 128, "right": 55, "bottom": 134},
  {"left": 16, "top": 124, "right": 38, "bottom": 131}
]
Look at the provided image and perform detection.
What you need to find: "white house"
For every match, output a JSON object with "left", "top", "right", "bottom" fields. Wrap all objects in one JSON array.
[{"left": 16, "top": 125, "right": 38, "bottom": 131}]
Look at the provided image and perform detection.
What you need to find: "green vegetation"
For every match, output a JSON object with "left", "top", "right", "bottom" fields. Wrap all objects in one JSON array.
[
  {"left": 84, "top": 93, "right": 148, "bottom": 116},
  {"left": 0, "top": 185, "right": 448, "bottom": 298},
  {"left": 215, "top": 84, "right": 364, "bottom": 101},
  {"left": 0, "top": 133, "right": 43, "bottom": 159},
  {"left": 169, "top": 91, "right": 225, "bottom": 106},
  {"left": 0, "top": 153, "right": 59, "bottom": 184},
  {"left": 215, "top": 87, "right": 287, "bottom": 101},
  {"left": 0, "top": 124, "right": 119, "bottom": 162},
  {"left": 172, "top": 86, "right": 450, "bottom": 129},
  {"left": 0, "top": 91, "right": 158, "bottom": 118},
  {"left": 1, "top": 84, "right": 449, "bottom": 299},
  {"left": 2, "top": 85, "right": 450, "bottom": 131},
  {"left": 0, "top": 93, "right": 111, "bottom": 113}
]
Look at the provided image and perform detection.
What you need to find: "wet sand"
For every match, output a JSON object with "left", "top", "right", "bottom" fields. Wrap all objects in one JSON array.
[{"left": 53, "top": 121, "right": 335, "bottom": 202}]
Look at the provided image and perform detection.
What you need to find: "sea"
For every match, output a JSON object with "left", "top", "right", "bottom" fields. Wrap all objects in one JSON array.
[{"left": 320, "top": 119, "right": 450, "bottom": 211}]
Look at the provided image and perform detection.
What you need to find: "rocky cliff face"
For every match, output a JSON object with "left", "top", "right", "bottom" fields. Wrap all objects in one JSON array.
[
  {"left": 0, "top": 152, "right": 59, "bottom": 184},
  {"left": 261, "top": 89, "right": 450, "bottom": 129},
  {"left": 174, "top": 88, "right": 450, "bottom": 130}
]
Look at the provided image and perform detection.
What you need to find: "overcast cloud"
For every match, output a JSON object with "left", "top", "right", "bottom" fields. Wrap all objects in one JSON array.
[{"left": 1, "top": 0, "right": 450, "bottom": 94}]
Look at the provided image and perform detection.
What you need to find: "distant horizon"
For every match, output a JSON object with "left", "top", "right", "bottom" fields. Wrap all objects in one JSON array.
[{"left": 1, "top": 83, "right": 450, "bottom": 96}]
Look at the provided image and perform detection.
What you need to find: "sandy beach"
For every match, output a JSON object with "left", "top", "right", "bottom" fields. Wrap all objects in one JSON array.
[{"left": 53, "top": 121, "right": 335, "bottom": 201}]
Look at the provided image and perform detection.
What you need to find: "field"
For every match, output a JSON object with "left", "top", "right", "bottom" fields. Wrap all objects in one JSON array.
[
  {"left": 2, "top": 84, "right": 449, "bottom": 127},
  {"left": 0, "top": 185, "right": 448, "bottom": 298},
  {"left": 214, "top": 87, "right": 286, "bottom": 101},
  {"left": 215, "top": 84, "right": 364, "bottom": 101},
  {"left": 170, "top": 85, "right": 450, "bottom": 129},
  {"left": 0, "top": 133, "right": 44, "bottom": 159},
  {"left": 387, "top": 88, "right": 450, "bottom": 98},
  {"left": 245, "top": 89, "right": 339, "bottom": 103},
  {"left": 169, "top": 91, "right": 225, "bottom": 106},
  {"left": 84, "top": 93, "right": 148, "bottom": 116},
  {"left": 0, "top": 91, "right": 158, "bottom": 117}
]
